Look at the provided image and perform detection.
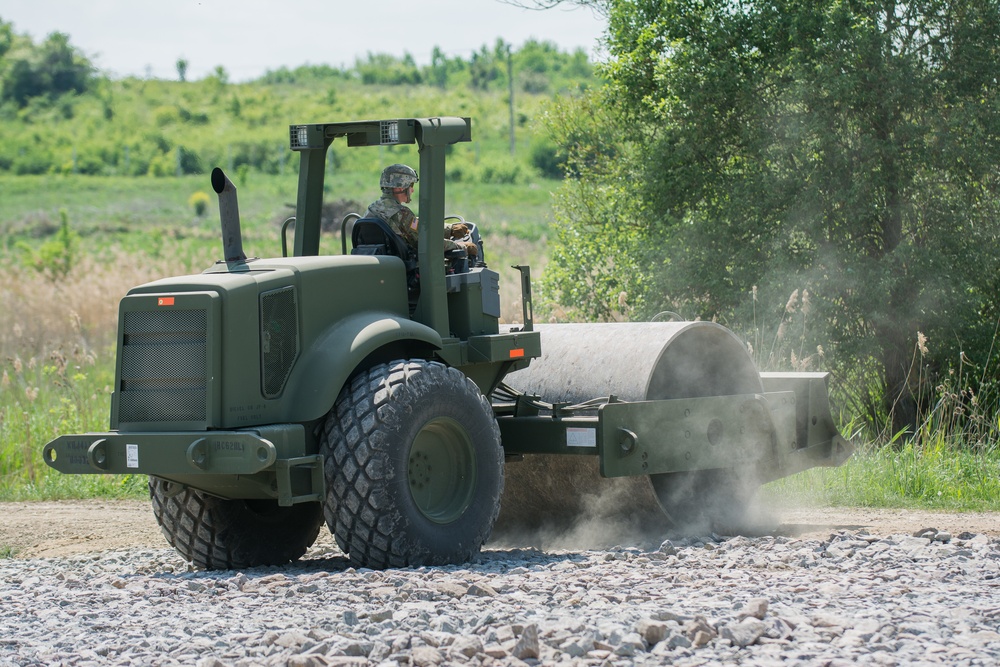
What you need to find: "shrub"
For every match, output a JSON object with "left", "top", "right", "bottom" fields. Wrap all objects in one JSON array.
[
  {"left": 529, "top": 137, "right": 566, "bottom": 179},
  {"left": 12, "top": 152, "right": 50, "bottom": 175},
  {"left": 18, "top": 209, "right": 78, "bottom": 281},
  {"left": 476, "top": 155, "right": 528, "bottom": 185},
  {"left": 188, "top": 191, "right": 210, "bottom": 217}
]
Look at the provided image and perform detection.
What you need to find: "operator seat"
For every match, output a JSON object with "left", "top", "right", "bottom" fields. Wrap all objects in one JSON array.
[{"left": 351, "top": 216, "right": 420, "bottom": 308}]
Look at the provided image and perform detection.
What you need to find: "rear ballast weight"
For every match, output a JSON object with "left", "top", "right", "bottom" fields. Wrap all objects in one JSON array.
[{"left": 43, "top": 116, "right": 853, "bottom": 570}]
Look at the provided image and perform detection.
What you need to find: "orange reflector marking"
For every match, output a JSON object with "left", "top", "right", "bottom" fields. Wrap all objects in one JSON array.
[
  {"left": 158, "top": 297, "right": 175, "bottom": 306},
  {"left": 509, "top": 348, "right": 525, "bottom": 359}
]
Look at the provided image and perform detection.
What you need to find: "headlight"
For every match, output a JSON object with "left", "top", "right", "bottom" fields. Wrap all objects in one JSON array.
[
  {"left": 289, "top": 125, "right": 310, "bottom": 150},
  {"left": 380, "top": 120, "right": 399, "bottom": 145}
]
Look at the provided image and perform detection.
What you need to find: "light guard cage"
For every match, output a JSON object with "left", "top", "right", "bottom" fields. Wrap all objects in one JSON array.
[{"left": 288, "top": 119, "right": 418, "bottom": 150}]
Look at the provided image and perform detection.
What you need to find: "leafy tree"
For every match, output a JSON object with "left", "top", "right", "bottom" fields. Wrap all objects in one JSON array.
[
  {"left": 541, "top": 93, "right": 649, "bottom": 321},
  {"left": 40, "top": 33, "right": 91, "bottom": 94},
  {"left": 427, "top": 46, "right": 466, "bottom": 89},
  {"left": 2, "top": 56, "right": 40, "bottom": 105},
  {"left": 209, "top": 65, "right": 229, "bottom": 84},
  {"left": 0, "top": 18, "right": 12, "bottom": 58},
  {"left": 258, "top": 64, "right": 351, "bottom": 84},
  {"left": 544, "top": 0, "right": 1000, "bottom": 439},
  {"left": 0, "top": 24, "right": 93, "bottom": 106},
  {"left": 176, "top": 58, "right": 188, "bottom": 82},
  {"left": 513, "top": 40, "right": 594, "bottom": 93},
  {"left": 469, "top": 39, "right": 510, "bottom": 91},
  {"left": 356, "top": 52, "right": 422, "bottom": 85}
]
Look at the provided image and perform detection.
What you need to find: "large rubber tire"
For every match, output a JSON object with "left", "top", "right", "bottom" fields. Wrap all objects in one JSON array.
[
  {"left": 320, "top": 360, "right": 504, "bottom": 569},
  {"left": 149, "top": 477, "right": 324, "bottom": 570}
]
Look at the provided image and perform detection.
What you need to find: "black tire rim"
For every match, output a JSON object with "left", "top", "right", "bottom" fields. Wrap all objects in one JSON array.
[{"left": 407, "top": 416, "right": 477, "bottom": 524}]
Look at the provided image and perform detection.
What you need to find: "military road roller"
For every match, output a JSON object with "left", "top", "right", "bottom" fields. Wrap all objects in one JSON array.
[{"left": 43, "top": 117, "right": 853, "bottom": 570}]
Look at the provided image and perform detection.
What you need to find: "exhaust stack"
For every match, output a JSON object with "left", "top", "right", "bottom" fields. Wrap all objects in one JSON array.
[{"left": 211, "top": 167, "right": 247, "bottom": 264}]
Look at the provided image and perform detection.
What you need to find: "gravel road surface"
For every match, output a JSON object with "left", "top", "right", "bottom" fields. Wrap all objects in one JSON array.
[{"left": 1, "top": 501, "right": 998, "bottom": 666}]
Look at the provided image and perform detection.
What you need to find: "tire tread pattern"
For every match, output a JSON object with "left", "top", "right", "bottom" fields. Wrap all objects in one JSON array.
[
  {"left": 321, "top": 360, "right": 503, "bottom": 569},
  {"left": 149, "top": 477, "right": 323, "bottom": 570}
]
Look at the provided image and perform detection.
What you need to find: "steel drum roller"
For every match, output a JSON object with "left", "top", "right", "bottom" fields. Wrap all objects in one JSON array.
[{"left": 495, "top": 322, "right": 763, "bottom": 533}]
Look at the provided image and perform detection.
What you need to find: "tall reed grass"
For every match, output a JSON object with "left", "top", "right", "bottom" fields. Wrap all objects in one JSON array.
[
  {"left": 0, "top": 240, "right": 216, "bottom": 499},
  {"left": 749, "top": 287, "right": 1000, "bottom": 511}
]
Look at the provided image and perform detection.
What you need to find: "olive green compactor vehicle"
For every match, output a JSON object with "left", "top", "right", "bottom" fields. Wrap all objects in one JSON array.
[{"left": 43, "top": 117, "right": 853, "bottom": 570}]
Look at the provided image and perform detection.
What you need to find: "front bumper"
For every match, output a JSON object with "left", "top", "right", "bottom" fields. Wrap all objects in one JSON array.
[{"left": 42, "top": 424, "right": 322, "bottom": 506}]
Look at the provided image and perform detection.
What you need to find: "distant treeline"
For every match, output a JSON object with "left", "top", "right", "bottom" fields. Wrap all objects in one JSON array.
[
  {"left": 0, "top": 16, "right": 594, "bottom": 180},
  {"left": 0, "top": 16, "right": 593, "bottom": 105},
  {"left": 263, "top": 40, "right": 594, "bottom": 95}
]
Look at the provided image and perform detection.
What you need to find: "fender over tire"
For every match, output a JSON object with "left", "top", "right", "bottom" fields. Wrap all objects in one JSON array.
[
  {"left": 149, "top": 477, "right": 324, "bottom": 570},
  {"left": 320, "top": 359, "right": 504, "bottom": 569}
]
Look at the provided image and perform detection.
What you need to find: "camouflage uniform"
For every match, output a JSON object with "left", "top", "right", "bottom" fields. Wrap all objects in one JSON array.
[
  {"left": 366, "top": 170, "right": 464, "bottom": 252},
  {"left": 367, "top": 194, "right": 422, "bottom": 249}
]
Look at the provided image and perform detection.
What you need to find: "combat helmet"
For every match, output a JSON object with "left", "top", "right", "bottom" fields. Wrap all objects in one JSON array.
[{"left": 380, "top": 164, "right": 419, "bottom": 191}]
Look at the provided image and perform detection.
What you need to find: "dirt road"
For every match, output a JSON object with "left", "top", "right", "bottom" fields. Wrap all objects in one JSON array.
[{"left": 1, "top": 499, "right": 998, "bottom": 559}]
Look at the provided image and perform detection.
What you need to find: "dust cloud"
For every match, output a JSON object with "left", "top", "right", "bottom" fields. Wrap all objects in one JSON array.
[{"left": 487, "top": 454, "right": 796, "bottom": 551}]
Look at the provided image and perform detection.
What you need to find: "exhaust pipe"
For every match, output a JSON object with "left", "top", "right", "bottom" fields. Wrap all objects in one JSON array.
[{"left": 211, "top": 167, "right": 247, "bottom": 264}]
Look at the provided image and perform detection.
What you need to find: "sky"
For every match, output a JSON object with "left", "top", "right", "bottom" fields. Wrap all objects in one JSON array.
[{"left": 2, "top": 0, "right": 607, "bottom": 82}]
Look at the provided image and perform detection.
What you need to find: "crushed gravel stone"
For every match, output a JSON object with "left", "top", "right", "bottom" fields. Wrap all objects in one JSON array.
[{"left": 1, "top": 528, "right": 999, "bottom": 666}]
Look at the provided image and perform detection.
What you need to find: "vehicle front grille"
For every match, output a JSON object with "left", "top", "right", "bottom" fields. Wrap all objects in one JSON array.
[
  {"left": 260, "top": 286, "right": 298, "bottom": 398},
  {"left": 118, "top": 308, "right": 208, "bottom": 424}
]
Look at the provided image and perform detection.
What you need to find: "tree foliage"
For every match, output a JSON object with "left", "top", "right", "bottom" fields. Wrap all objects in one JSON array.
[
  {"left": 0, "top": 19, "right": 94, "bottom": 106},
  {"left": 0, "top": 19, "right": 597, "bottom": 180},
  {"left": 540, "top": 92, "right": 651, "bottom": 321},
  {"left": 545, "top": 0, "right": 1000, "bottom": 437},
  {"left": 260, "top": 38, "right": 592, "bottom": 94},
  {"left": 356, "top": 52, "right": 424, "bottom": 86}
]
